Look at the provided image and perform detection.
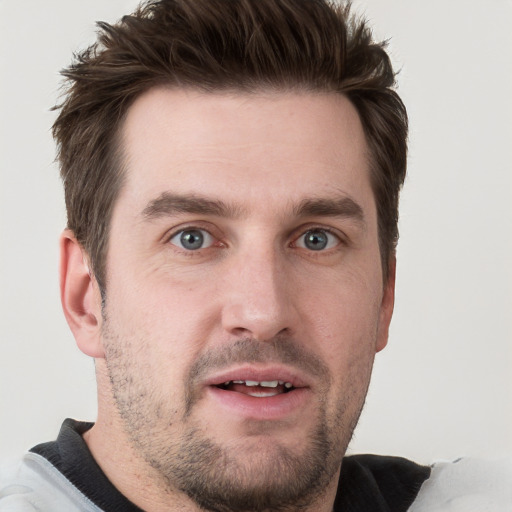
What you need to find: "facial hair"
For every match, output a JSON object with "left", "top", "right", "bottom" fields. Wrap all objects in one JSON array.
[{"left": 103, "top": 331, "right": 367, "bottom": 512}]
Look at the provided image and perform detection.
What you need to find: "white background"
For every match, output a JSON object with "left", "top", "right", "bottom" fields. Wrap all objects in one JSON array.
[{"left": 1, "top": 0, "right": 511, "bottom": 465}]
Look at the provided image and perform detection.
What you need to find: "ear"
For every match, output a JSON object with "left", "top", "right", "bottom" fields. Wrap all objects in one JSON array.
[
  {"left": 375, "top": 256, "right": 396, "bottom": 353},
  {"left": 60, "top": 229, "right": 105, "bottom": 358}
]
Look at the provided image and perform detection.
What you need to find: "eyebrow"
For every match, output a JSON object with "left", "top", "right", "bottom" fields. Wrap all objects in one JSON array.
[
  {"left": 141, "top": 191, "right": 365, "bottom": 224},
  {"left": 294, "top": 196, "right": 365, "bottom": 224},
  {"left": 142, "top": 192, "right": 243, "bottom": 220}
]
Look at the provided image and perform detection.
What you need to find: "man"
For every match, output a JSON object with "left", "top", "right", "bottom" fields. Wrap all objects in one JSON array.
[{"left": 0, "top": 0, "right": 509, "bottom": 511}]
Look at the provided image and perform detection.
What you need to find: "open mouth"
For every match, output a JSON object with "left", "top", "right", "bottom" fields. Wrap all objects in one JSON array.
[
  {"left": 215, "top": 380, "right": 296, "bottom": 398},
  {"left": 206, "top": 371, "right": 309, "bottom": 419}
]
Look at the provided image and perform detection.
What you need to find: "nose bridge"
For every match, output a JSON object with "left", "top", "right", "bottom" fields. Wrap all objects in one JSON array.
[{"left": 221, "top": 240, "right": 296, "bottom": 340}]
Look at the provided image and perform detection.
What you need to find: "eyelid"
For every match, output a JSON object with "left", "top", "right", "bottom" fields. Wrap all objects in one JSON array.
[
  {"left": 163, "top": 221, "right": 225, "bottom": 250},
  {"left": 163, "top": 221, "right": 216, "bottom": 241},
  {"left": 162, "top": 222, "right": 347, "bottom": 253},
  {"left": 292, "top": 225, "right": 344, "bottom": 250},
  {"left": 169, "top": 228, "right": 216, "bottom": 250}
]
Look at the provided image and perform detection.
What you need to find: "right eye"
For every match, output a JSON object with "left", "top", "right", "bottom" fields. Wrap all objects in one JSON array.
[{"left": 169, "top": 229, "right": 215, "bottom": 251}]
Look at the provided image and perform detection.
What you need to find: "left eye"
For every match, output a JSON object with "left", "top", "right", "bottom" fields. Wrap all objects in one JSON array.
[
  {"left": 295, "top": 229, "right": 340, "bottom": 251},
  {"left": 169, "top": 229, "right": 215, "bottom": 251}
]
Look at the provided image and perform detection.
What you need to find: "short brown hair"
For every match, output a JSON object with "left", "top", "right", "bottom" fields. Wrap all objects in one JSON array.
[{"left": 54, "top": 0, "right": 407, "bottom": 293}]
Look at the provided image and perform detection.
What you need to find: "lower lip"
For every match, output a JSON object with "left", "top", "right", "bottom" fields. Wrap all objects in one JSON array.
[{"left": 206, "top": 386, "right": 310, "bottom": 421}]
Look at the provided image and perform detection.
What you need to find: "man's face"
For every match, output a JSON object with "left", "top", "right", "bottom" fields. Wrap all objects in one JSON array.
[{"left": 99, "top": 88, "right": 394, "bottom": 511}]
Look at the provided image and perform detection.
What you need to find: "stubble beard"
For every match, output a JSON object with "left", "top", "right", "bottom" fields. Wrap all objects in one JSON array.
[
  {"left": 103, "top": 330, "right": 367, "bottom": 512},
  {"left": 165, "top": 417, "right": 340, "bottom": 512}
]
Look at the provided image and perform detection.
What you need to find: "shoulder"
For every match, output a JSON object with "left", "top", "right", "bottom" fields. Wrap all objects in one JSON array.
[
  {"left": 335, "top": 454, "right": 431, "bottom": 511},
  {"left": 407, "top": 457, "right": 512, "bottom": 512},
  {"left": 0, "top": 453, "right": 101, "bottom": 512},
  {"left": 338, "top": 454, "right": 512, "bottom": 512}
]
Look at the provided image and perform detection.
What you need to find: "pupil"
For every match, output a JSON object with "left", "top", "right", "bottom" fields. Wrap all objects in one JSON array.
[
  {"left": 305, "top": 230, "right": 327, "bottom": 251},
  {"left": 180, "top": 230, "right": 204, "bottom": 250}
]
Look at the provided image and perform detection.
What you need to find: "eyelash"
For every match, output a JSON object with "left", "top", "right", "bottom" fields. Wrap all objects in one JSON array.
[
  {"left": 167, "top": 225, "right": 222, "bottom": 253},
  {"left": 292, "top": 227, "right": 342, "bottom": 251},
  {"left": 165, "top": 225, "right": 345, "bottom": 254}
]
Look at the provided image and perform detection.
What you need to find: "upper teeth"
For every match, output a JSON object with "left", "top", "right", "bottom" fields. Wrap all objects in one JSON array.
[{"left": 224, "top": 380, "right": 293, "bottom": 388}]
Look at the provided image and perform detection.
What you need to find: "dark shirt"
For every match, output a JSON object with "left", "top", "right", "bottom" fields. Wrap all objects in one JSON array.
[{"left": 31, "top": 419, "right": 430, "bottom": 512}]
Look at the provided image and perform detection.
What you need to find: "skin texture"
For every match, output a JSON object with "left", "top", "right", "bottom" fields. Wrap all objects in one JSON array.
[{"left": 60, "top": 89, "right": 395, "bottom": 512}]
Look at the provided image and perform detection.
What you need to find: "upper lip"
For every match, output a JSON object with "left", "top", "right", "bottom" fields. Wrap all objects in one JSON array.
[{"left": 203, "top": 364, "right": 311, "bottom": 389}]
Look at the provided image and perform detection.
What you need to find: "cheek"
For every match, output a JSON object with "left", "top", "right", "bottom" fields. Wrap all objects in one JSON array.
[
  {"left": 303, "top": 270, "right": 382, "bottom": 408},
  {"left": 303, "top": 267, "right": 383, "bottom": 347},
  {"left": 101, "top": 304, "right": 188, "bottom": 421},
  {"left": 320, "top": 300, "right": 378, "bottom": 426},
  {"left": 107, "top": 262, "right": 220, "bottom": 342}
]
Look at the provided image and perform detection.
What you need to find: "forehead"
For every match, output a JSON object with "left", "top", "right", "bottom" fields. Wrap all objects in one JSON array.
[{"left": 118, "top": 88, "right": 373, "bottom": 219}]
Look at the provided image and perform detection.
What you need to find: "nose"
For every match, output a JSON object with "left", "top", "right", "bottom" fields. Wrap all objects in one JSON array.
[{"left": 221, "top": 246, "right": 299, "bottom": 341}]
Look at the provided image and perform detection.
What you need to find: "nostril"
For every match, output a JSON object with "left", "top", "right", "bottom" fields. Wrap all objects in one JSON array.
[{"left": 221, "top": 296, "right": 297, "bottom": 342}]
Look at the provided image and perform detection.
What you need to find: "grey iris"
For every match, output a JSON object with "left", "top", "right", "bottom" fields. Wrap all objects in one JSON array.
[
  {"left": 304, "top": 230, "right": 328, "bottom": 250},
  {"left": 180, "top": 230, "right": 204, "bottom": 250}
]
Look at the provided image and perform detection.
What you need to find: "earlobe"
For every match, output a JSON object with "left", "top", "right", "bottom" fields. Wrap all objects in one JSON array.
[
  {"left": 375, "top": 257, "right": 396, "bottom": 353},
  {"left": 60, "top": 229, "right": 105, "bottom": 358}
]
